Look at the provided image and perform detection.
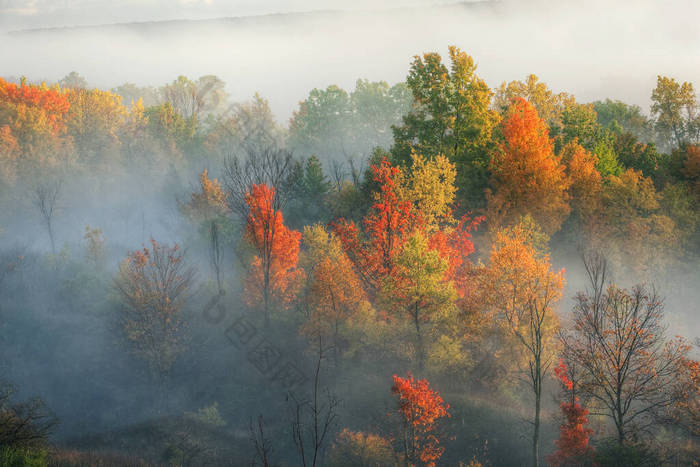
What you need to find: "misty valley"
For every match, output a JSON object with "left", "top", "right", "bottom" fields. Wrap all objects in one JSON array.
[{"left": 1, "top": 12, "right": 700, "bottom": 467}]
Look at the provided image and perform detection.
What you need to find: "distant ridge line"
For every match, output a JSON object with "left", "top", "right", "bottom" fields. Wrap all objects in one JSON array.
[{"left": 6, "top": 1, "right": 498, "bottom": 35}]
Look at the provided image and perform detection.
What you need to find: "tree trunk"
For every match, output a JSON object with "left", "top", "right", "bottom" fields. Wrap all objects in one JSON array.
[
  {"left": 414, "top": 304, "right": 423, "bottom": 371},
  {"left": 533, "top": 358, "right": 541, "bottom": 467}
]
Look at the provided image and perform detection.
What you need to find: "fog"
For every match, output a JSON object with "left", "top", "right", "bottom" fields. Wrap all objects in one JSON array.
[
  {"left": 1, "top": 1, "right": 699, "bottom": 465},
  {"left": 2, "top": 0, "right": 699, "bottom": 121}
]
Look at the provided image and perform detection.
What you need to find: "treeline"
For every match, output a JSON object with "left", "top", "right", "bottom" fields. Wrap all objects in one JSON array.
[{"left": 0, "top": 46, "right": 699, "bottom": 466}]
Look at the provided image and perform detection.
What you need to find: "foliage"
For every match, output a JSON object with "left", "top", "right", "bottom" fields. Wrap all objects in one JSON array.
[
  {"left": 0, "top": 446, "right": 47, "bottom": 467},
  {"left": 0, "top": 77, "right": 72, "bottom": 176},
  {"left": 379, "top": 232, "right": 458, "bottom": 370},
  {"left": 650, "top": 75, "right": 699, "bottom": 151},
  {"left": 180, "top": 169, "right": 230, "bottom": 223},
  {"left": 84, "top": 225, "right": 105, "bottom": 265},
  {"left": 114, "top": 238, "right": 195, "bottom": 377},
  {"left": 488, "top": 97, "right": 570, "bottom": 235},
  {"left": 493, "top": 74, "right": 574, "bottom": 128},
  {"left": 593, "top": 440, "right": 661, "bottom": 467},
  {"left": 329, "top": 429, "right": 395, "bottom": 466},
  {"left": 0, "top": 383, "right": 57, "bottom": 450},
  {"left": 548, "top": 361, "right": 595, "bottom": 467},
  {"left": 243, "top": 183, "right": 303, "bottom": 320},
  {"left": 289, "top": 79, "right": 410, "bottom": 161},
  {"left": 300, "top": 224, "right": 367, "bottom": 358},
  {"left": 391, "top": 373, "right": 450, "bottom": 466},
  {"left": 392, "top": 46, "right": 499, "bottom": 206},
  {"left": 561, "top": 252, "right": 691, "bottom": 445}
]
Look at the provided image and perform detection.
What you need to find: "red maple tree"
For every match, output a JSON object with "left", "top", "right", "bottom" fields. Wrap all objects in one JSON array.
[
  {"left": 333, "top": 159, "right": 415, "bottom": 294},
  {"left": 548, "top": 361, "right": 595, "bottom": 467},
  {"left": 243, "top": 183, "right": 303, "bottom": 323},
  {"left": 391, "top": 373, "right": 450, "bottom": 466}
]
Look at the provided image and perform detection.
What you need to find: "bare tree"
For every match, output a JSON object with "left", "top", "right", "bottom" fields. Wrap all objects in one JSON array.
[
  {"left": 249, "top": 415, "right": 273, "bottom": 467},
  {"left": 290, "top": 336, "right": 338, "bottom": 467},
  {"left": 209, "top": 220, "right": 224, "bottom": 293},
  {"left": 33, "top": 180, "right": 61, "bottom": 254},
  {"left": 329, "top": 159, "right": 346, "bottom": 190},
  {"left": 223, "top": 144, "right": 293, "bottom": 219},
  {"left": 560, "top": 251, "right": 692, "bottom": 445}
]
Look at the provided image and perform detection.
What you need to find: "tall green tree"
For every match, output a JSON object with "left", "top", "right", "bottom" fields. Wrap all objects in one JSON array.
[
  {"left": 651, "top": 76, "right": 699, "bottom": 151},
  {"left": 392, "top": 46, "right": 499, "bottom": 208}
]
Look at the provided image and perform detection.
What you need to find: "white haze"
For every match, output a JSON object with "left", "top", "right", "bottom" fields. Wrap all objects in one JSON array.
[{"left": 1, "top": 0, "right": 698, "bottom": 123}]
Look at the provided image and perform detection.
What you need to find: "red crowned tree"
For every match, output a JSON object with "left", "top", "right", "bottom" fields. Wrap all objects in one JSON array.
[
  {"left": 243, "top": 183, "right": 303, "bottom": 324},
  {"left": 548, "top": 361, "right": 595, "bottom": 467},
  {"left": 333, "top": 159, "right": 414, "bottom": 294},
  {"left": 391, "top": 373, "right": 450, "bottom": 466}
]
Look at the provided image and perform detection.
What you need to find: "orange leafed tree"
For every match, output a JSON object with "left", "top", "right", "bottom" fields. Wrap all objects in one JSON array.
[
  {"left": 391, "top": 373, "right": 450, "bottom": 466},
  {"left": 300, "top": 224, "right": 367, "bottom": 361},
  {"left": 547, "top": 361, "right": 595, "bottom": 467},
  {"left": 0, "top": 78, "right": 72, "bottom": 174},
  {"left": 243, "top": 183, "right": 303, "bottom": 323},
  {"left": 487, "top": 97, "right": 570, "bottom": 235},
  {"left": 180, "top": 169, "right": 230, "bottom": 223},
  {"left": 481, "top": 220, "right": 564, "bottom": 467},
  {"left": 561, "top": 140, "right": 602, "bottom": 225}
]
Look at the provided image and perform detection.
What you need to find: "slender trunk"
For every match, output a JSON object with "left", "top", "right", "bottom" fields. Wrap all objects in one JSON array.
[
  {"left": 533, "top": 370, "right": 540, "bottom": 467},
  {"left": 413, "top": 303, "right": 423, "bottom": 371},
  {"left": 616, "top": 379, "right": 625, "bottom": 445},
  {"left": 532, "top": 343, "right": 541, "bottom": 467},
  {"left": 263, "top": 258, "right": 271, "bottom": 327},
  {"left": 47, "top": 220, "right": 56, "bottom": 254}
]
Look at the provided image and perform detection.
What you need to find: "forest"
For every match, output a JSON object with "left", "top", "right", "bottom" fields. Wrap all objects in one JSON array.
[{"left": 0, "top": 44, "right": 699, "bottom": 466}]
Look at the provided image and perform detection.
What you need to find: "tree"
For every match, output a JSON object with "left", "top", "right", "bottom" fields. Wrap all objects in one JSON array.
[
  {"left": 333, "top": 159, "right": 414, "bottom": 294},
  {"left": 114, "top": 238, "right": 195, "bottom": 380},
  {"left": 222, "top": 143, "right": 293, "bottom": 219},
  {"left": 300, "top": 224, "right": 367, "bottom": 363},
  {"left": 64, "top": 87, "right": 128, "bottom": 165},
  {"left": 207, "top": 93, "right": 285, "bottom": 165},
  {"left": 243, "top": 184, "right": 303, "bottom": 324},
  {"left": 162, "top": 75, "right": 227, "bottom": 122},
  {"left": 289, "top": 80, "right": 410, "bottom": 162},
  {"left": 0, "top": 77, "right": 72, "bottom": 175},
  {"left": 597, "top": 168, "right": 677, "bottom": 276},
  {"left": 593, "top": 99, "right": 652, "bottom": 142},
  {"left": 290, "top": 333, "right": 338, "bottom": 467},
  {"left": 493, "top": 74, "right": 574, "bottom": 128},
  {"left": 0, "top": 382, "right": 57, "bottom": 449},
  {"left": 58, "top": 71, "right": 88, "bottom": 89},
  {"left": 397, "top": 153, "right": 457, "bottom": 231},
  {"left": 487, "top": 97, "right": 570, "bottom": 235},
  {"left": 561, "top": 140, "right": 602, "bottom": 227},
  {"left": 482, "top": 220, "right": 564, "bottom": 467},
  {"left": 651, "top": 76, "right": 698, "bottom": 151},
  {"left": 289, "top": 84, "right": 352, "bottom": 160},
  {"left": 329, "top": 429, "right": 395, "bottom": 466},
  {"left": 33, "top": 179, "right": 61, "bottom": 254},
  {"left": 286, "top": 155, "right": 332, "bottom": 228},
  {"left": 379, "top": 232, "right": 457, "bottom": 371},
  {"left": 84, "top": 225, "right": 105, "bottom": 266},
  {"left": 547, "top": 361, "right": 595, "bottom": 467},
  {"left": 180, "top": 169, "right": 230, "bottom": 291},
  {"left": 392, "top": 46, "right": 499, "bottom": 206},
  {"left": 391, "top": 373, "right": 450, "bottom": 466},
  {"left": 560, "top": 252, "right": 692, "bottom": 445}
]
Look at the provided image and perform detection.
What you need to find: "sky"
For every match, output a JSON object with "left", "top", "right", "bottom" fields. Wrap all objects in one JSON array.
[
  {"left": 1, "top": 0, "right": 698, "bottom": 121},
  {"left": 0, "top": 0, "right": 452, "bottom": 30}
]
